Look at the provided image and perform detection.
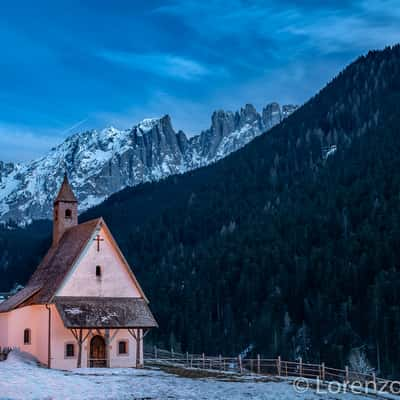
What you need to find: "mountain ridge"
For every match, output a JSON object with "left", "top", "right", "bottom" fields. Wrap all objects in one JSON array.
[{"left": 0, "top": 102, "right": 297, "bottom": 223}]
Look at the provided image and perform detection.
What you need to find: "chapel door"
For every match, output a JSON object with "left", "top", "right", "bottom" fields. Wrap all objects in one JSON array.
[{"left": 90, "top": 335, "right": 107, "bottom": 367}]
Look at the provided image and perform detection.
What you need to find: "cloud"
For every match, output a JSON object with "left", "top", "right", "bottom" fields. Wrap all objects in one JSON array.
[
  {"left": 1, "top": 1, "right": 400, "bottom": 162},
  {"left": 60, "top": 118, "right": 89, "bottom": 135},
  {"left": 92, "top": 90, "right": 214, "bottom": 136},
  {"left": 97, "top": 50, "right": 221, "bottom": 81},
  {"left": 155, "top": 0, "right": 400, "bottom": 57}
]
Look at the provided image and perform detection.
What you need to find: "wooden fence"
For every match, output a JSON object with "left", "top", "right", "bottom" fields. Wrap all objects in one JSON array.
[{"left": 144, "top": 347, "right": 400, "bottom": 395}]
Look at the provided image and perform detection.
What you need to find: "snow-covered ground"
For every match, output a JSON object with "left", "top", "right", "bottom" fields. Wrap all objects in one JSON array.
[{"left": 0, "top": 351, "right": 384, "bottom": 400}]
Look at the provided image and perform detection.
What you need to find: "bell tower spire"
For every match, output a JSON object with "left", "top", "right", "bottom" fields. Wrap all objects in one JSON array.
[{"left": 53, "top": 173, "right": 78, "bottom": 246}]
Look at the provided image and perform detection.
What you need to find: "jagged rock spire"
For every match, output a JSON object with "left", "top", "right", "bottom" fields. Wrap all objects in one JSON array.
[{"left": 54, "top": 173, "right": 77, "bottom": 204}]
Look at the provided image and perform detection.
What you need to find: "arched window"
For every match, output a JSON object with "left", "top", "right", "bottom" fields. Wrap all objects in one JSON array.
[
  {"left": 23, "top": 328, "right": 31, "bottom": 345},
  {"left": 65, "top": 209, "right": 72, "bottom": 219},
  {"left": 96, "top": 265, "right": 102, "bottom": 277}
]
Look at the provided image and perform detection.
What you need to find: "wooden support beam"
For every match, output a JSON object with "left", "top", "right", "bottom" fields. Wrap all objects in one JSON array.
[
  {"left": 136, "top": 329, "right": 141, "bottom": 368},
  {"left": 143, "top": 329, "right": 150, "bottom": 338},
  {"left": 127, "top": 328, "right": 141, "bottom": 368},
  {"left": 69, "top": 328, "right": 92, "bottom": 368},
  {"left": 128, "top": 328, "right": 137, "bottom": 340},
  {"left": 82, "top": 329, "right": 92, "bottom": 344},
  {"left": 105, "top": 328, "right": 110, "bottom": 368},
  {"left": 110, "top": 329, "right": 120, "bottom": 343},
  {"left": 70, "top": 329, "right": 79, "bottom": 341},
  {"left": 77, "top": 329, "right": 83, "bottom": 368}
]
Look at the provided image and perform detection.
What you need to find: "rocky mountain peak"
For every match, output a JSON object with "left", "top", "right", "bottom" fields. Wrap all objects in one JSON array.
[
  {"left": 210, "top": 110, "right": 236, "bottom": 138},
  {"left": 0, "top": 102, "right": 298, "bottom": 223},
  {"left": 262, "top": 102, "right": 282, "bottom": 130},
  {"left": 239, "top": 104, "right": 259, "bottom": 123}
]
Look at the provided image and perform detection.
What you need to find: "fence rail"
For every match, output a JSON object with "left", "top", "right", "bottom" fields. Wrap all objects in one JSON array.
[{"left": 144, "top": 347, "right": 400, "bottom": 395}]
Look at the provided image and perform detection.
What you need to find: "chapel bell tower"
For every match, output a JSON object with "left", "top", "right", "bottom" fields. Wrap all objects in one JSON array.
[{"left": 53, "top": 173, "right": 78, "bottom": 246}]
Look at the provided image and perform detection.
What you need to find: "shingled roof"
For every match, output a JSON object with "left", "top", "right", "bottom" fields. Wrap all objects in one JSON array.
[
  {"left": 0, "top": 218, "right": 101, "bottom": 312},
  {"left": 55, "top": 297, "right": 158, "bottom": 328},
  {"left": 54, "top": 174, "right": 77, "bottom": 203},
  {"left": 0, "top": 285, "right": 42, "bottom": 313}
]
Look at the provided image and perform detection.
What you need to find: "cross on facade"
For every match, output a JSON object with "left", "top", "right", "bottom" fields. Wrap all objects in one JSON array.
[{"left": 94, "top": 234, "right": 104, "bottom": 252}]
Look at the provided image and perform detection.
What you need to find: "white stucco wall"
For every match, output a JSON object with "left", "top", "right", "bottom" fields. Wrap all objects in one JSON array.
[
  {"left": 50, "top": 304, "right": 80, "bottom": 370},
  {"left": 0, "top": 312, "right": 9, "bottom": 347},
  {"left": 0, "top": 305, "right": 48, "bottom": 365},
  {"left": 1, "top": 305, "right": 141, "bottom": 370},
  {"left": 108, "top": 329, "right": 141, "bottom": 368},
  {"left": 56, "top": 226, "right": 141, "bottom": 298},
  {"left": 50, "top": 305, "right": 140, "bottom": 370}
]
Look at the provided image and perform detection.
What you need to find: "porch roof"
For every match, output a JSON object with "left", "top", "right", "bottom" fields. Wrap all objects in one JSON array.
[{"left": 54, "top": 296, "right": 158, "bottom": 329}]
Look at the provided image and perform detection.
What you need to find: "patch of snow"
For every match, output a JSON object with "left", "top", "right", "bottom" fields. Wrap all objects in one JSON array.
[
  {"left": 0, "top": 350, "right": 377, "bottom": 400},
  {"left": 80, "top": 194, "right": 108, "bottom": 210},
  {"left": 64, "top": 308, "right": 83, "bottom": 315},
  {"left": 100, "top": 312, "right": 118, "bottom": 322},
  {"left": 323, "top": 145, "right": 337, "bottom": 160},
  {"left": 138, "top": 118, "right": 159, "bottom": 134}
]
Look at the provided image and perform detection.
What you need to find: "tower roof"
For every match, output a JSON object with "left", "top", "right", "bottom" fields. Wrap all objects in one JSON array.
[{"left": 54, "top": 174, "right": 77, "bottom": 203}]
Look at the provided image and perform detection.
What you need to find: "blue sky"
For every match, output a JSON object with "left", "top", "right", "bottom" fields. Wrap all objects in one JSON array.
[{"left": 0, "top": 0, "right": 399, "bottom": 162}]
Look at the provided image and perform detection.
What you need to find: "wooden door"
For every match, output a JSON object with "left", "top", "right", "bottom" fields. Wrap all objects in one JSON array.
[{"left": 90, "top": 335, "right": 106, "bottom": 367}]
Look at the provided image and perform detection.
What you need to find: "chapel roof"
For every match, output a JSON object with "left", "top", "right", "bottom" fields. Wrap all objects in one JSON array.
[
  {"left": 0, "top": 285, "right": 42, "bottom": 313},
  {"left": 0, "top": 218, "right": 101, "bottom": 312},
  {"left": 54, "top": 296, "right": 158, "bottom": 328},
  {"left": 0, "top": 216, "right": 151, "bottom": 316}
]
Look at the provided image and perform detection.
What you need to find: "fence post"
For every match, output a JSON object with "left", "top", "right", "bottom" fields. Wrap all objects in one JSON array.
[
  {"left": 321, "top": 362, "right": 325, "bottom": 382},
  {"left": 257, "top": 354, "right": 261, "bottom": 374},
  {"left": 345, "top": 366, "right": 349, "bottom": 383},
  {"left": 277, "top": 356, "right": 281, "bottom": 376},
  {"left": 250, "top": 358, "right": 253, "bottom": 373},
  {"left": 219, "top": 354, "right": 222, "bottom": 371},
  {"left": 171, "top": 348, "right": 174, "bottom": 360},
  {"left": 238, "top": 355, "right": 243, "bottom": 374},
  {"left": 190, "top": 355, "right": 193, "bottom": 369},
  {"left": 186, "top": 352, "right": 189, "bottom": 366},
  {"left": 154, "top": 345, "right": 157, "bottom": 359},
  {"left": 202, "top": 353, "right": 205, "bottom": 369},
  {"left": 299, "top": 357, "right": 303, "bottom": 377}
]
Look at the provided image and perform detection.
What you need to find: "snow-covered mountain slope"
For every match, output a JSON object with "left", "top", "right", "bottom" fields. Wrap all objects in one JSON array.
[{"left": 0, "top": 102, "right": 298, "bottom": 223}]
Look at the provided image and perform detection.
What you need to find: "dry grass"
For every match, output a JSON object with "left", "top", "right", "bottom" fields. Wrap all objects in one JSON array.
[{"left": 147, "top": 362, "right": 280, "bottom": 382}]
